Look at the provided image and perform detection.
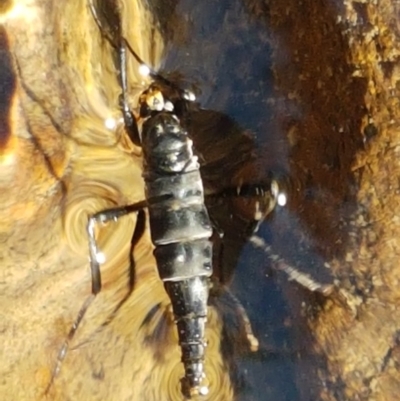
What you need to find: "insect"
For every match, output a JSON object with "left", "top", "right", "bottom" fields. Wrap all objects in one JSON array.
[
  {"left": 46, "top": 0, "right": 330, "bottom": 399},
  {"left": 87, "top": 103, "right": 213, "bottom": 399},
  {"left": 82, "top": 2, "right": 284, "bottom": 398}
]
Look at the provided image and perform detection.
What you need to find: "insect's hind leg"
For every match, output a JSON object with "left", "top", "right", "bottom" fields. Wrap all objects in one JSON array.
[
  {"left": 249, "top": 235, "right": 334, "bottom": 295},
  {"left": 218, "top": 286, "right": 259, "bottom": 352},
  {"left": 45, "top": 199, "right": 148, "bottom": 395},
  {"left": 210, "top": 234, "right": 260, "bottom": 354}
]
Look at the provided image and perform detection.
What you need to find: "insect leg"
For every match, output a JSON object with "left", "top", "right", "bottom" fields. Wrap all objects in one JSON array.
[
  {"left": 118, "top": 38, "right": 141, "bottom": 145},
  {"left": 208, "top": 181, "right": 333, "bottom": 294},
  {"left": 87, "top": 199, "right": 148, "bottom": 294},
  {"left": 45, "top": 199, "right": 148, "bottom": 394},
  {"left": 249, "top": 235, "right": 334, "bottom": 295},
  {"left": 88, "top": 0, "right": 140, "bottom": 144},
  {"left": 208, "top": 183, "right": 277, "bottom": 199},
  {"left": 44, "top": 294, "right": 95, "bottom": 395},
  {"left": 215, "top": 282, "right": 260, "bottom": 352},
  {"left": 210, "top": 230, "right": 259, "bottom": 353}
]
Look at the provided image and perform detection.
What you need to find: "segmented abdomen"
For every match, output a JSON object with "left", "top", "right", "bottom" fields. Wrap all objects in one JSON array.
[{"left": 141, "top": 112, "right": 213, "bottom": 397}]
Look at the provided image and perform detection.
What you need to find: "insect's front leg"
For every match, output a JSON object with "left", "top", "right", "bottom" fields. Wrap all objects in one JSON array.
[{"left": 118, "top": 38, "right": 141, "bottom": 146}]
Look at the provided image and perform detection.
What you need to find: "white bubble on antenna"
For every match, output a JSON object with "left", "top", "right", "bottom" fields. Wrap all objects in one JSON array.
[
  {"left": 104, "top": 117, "right": 116, "bottom": 130},
  {"left": 139, "top": 64, "right": 151, "bottom": 77}
]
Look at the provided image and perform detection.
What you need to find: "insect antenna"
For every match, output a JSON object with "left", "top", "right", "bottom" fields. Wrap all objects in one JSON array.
[
  {"left": 249, "top": 235, "right": 334, "bottom": 295},
  {"left": 122, "top": 37, "right": 198, "bottom": 115},
  {"left": 88, "top": 0, "right": 121, "bottom": 50},
  {"left": 90, "top": 0, "right": 196, "bottom": 144}
]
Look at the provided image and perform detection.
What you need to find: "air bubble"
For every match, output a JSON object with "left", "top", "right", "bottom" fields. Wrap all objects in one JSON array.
[
  {"left": 183, "top": 90, "right": 196, "bottom": 102},
  {"left": 139, "top": 64, "right": 151, "bottom": 77},
  {"left": 104, "top": 117, "right": 116, "bottom": 130},
  {"left": 277, "top": 192, "right": 287, "bottom": 207},
  {"left": 95, "top": 252, "right": 106, "bottom": 264},
  {"left": 198, "top": 386, "right": 209, "bottom": 396}
]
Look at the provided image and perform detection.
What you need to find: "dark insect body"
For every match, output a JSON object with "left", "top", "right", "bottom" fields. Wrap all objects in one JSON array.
[
  {"left": 86, "top": 90, "right": 213, "bottom": 397},
  {"left": 137, "top": 92, "right": 214, "bottom": 396}
]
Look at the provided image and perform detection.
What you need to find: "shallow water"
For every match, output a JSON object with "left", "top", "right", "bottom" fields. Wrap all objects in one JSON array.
[{"left": 4, "top": 0, "right": 399, "bottom": 400}]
